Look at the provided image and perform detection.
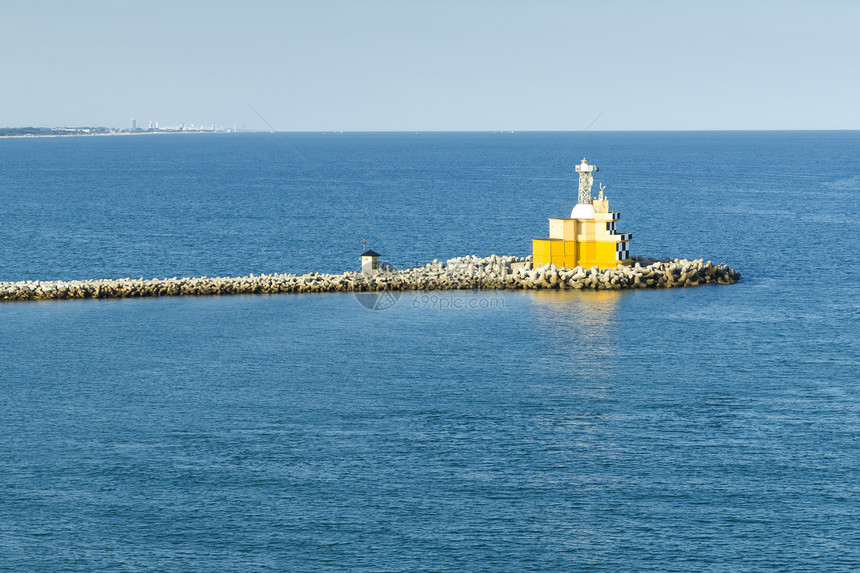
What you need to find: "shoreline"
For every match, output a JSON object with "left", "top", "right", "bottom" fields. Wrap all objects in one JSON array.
[{"left": 0, "top": 130, "right": 246, "bottom": 140}]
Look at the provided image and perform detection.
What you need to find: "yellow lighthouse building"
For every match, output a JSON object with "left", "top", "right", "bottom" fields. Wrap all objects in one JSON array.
[{"left": 532, "top": 158, "right": 631, "bottom": 269}]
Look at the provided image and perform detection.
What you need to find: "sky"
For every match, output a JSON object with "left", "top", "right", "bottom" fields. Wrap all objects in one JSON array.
[{"left": 2, "top": 0, "right": 858, "bottom": 131}]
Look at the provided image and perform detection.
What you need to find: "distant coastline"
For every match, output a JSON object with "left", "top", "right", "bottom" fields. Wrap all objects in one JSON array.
[{"left": 0, "top": 126, "right": 249, "bottom": 138}]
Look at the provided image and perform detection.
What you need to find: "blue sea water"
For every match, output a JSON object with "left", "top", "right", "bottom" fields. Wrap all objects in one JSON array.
[{"left": 0, "top": 131, "right": 858, "bottom": 572}]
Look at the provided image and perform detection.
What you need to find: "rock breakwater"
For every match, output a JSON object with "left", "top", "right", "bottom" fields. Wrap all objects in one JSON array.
[{"left": 0, "top": 255, "right": 739, "bottom": 303}]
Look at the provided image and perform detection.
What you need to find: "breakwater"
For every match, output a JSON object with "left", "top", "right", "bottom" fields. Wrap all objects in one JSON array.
[{"left": 0, "top": 255, "right": 739, "bottom": 302}]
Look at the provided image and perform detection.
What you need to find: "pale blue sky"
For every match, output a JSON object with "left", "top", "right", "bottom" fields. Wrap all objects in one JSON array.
[{"left": 2, "top": 0, "right": 858, "bottom": 130}]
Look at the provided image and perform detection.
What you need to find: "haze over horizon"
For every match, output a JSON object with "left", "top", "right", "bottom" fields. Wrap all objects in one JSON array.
[{"left": 2, "top": 1, "right": 858, "bottom": 132}]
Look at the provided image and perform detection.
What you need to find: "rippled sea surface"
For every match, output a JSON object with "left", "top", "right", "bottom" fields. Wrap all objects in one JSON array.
[{"left": 1, "top": 132, "right": 858, "bottom": 572}]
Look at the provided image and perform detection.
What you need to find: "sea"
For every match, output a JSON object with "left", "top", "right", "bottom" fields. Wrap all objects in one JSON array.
[{"left": 0, "top": 131, "right": 857, "bottom": 572}]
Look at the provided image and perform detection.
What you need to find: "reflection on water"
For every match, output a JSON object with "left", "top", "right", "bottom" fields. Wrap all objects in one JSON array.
[
  {"left": 531, "top": 288, "right": 623, "bottom": 326},
  {"left": 523, "top": 290, "right": 624, "bottom": 436},
  {"left": 529, "top": 289, "right": 625, "bottom": 369}
]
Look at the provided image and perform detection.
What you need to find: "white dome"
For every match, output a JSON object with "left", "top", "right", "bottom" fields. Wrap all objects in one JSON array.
[{"left": 570, "top": 203, "right": 596, "bottom": 219}]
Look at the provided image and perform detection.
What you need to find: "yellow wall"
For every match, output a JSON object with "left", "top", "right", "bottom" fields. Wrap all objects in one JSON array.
[
  {"left": 534, "top": 214, "right": 631, "bottom": 269},
  {"left": 577, "top": 242, "right": 620, "bottom": 269},
  {"left": 533, "top": 238, "right": 628, "bottom": 269},
  {"left": 549, "top": 218, "right": 578, "bottom": 240},
  {"left": 532, "top": 239, "right": 552, "bottom": 268}
]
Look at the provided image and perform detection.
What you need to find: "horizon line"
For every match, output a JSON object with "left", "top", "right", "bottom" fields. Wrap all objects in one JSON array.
[{"left": 2, "top": 126, "right": 859, "bottom": 134}]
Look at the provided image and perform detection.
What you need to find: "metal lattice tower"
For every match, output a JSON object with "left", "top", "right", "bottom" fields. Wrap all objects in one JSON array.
[{"left": 575, "top": 158, "right": 598, "bottom": 205}]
